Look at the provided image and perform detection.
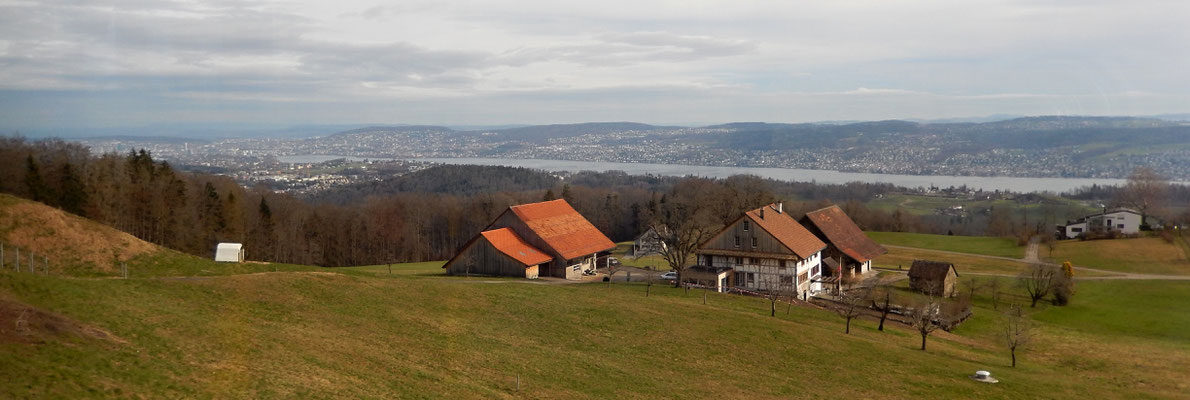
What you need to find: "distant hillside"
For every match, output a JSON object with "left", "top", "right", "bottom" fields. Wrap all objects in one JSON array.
[
  {"left": 484, "top": 122, "right": 674, "bottom": 143},
  {"left": 0, "top": 194, "right": 156, "bottom": 275},
  {"left": 308, "top": 164, "right": 561, "bottom": 204}
]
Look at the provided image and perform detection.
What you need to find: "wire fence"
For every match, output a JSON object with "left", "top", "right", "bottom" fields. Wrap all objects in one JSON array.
[{"left": 0, "top": 242, "right": 51, "bottom": 275}]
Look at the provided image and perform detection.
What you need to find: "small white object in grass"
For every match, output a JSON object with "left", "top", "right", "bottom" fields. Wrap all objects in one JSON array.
[{"left": 971, "top": 370, "right": 998, "bottom": 383}]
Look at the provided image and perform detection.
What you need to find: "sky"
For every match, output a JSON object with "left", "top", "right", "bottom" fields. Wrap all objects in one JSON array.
[{"left": 1, "top": 0, "right": 1189, "bottom": 132}]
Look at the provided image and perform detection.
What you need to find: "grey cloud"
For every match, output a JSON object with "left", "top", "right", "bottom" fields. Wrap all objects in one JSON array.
[{"left": 495, "top": 31, "right": 756, "bottom": 67}]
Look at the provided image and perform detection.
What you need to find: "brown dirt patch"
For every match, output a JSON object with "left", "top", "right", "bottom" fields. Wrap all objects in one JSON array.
[
  {"left": 0, "top": 297, "right": 126, "bottom": 345},
  {"left": 0, "top": 197, "right": 156, "bottom": 273}
]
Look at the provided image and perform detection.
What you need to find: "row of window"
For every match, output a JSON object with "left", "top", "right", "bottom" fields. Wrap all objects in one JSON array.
[{"left": 733, "top": 235, "right": 758, "bottom": 248}]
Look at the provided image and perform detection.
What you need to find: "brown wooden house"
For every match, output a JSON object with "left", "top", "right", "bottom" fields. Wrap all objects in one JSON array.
[
  {"left": 908, "top": 260, "right": 959, "bottom": 297},
  {"left": 694, "top": 203, "right": 827, "bottom": 295},
  {"left": 799, "top": 205, "right": 888, "bottom": 279},
  {"left": 443, "top": 199, "right": 616, "bottom": 280}
]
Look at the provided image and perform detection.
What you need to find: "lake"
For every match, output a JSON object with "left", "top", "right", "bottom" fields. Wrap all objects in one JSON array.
[{"left": 276, "top": 155, "right": 1129, "bottom": 193}]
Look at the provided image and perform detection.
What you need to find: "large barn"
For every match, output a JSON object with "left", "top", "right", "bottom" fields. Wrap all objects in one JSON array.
[
  {"left": 799, "top": 205, "right": 888, "bottom": 279},
  {"left": 443, "top": 199, "right": 616, "bottom": 280}
]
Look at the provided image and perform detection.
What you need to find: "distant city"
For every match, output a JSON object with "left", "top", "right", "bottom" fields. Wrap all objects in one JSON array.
[{"left": 69, "top": 116, "right": 1190, "bottom": 193}]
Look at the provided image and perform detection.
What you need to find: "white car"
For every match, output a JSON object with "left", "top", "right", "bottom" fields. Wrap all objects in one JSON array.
[{"left": 659, "top": 271, "right": 678, "bottom": 280}]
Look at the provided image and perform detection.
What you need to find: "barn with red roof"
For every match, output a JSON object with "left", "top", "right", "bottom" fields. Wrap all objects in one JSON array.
[
  {"left": 798, "top": 205, "right": 888, "bottom": 279},
  {"left": 443, "top": 199, "right": 616, "bottom": 279}
]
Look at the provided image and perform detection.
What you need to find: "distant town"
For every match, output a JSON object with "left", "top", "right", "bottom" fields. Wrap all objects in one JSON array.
[{"left": 70, "top": 116, "right": 1190, "bottom": 193}]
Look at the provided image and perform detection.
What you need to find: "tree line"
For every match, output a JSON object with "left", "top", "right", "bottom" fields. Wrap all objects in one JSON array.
[{"left": 6, "top": 136, "right": 1176, "bottom": 267}]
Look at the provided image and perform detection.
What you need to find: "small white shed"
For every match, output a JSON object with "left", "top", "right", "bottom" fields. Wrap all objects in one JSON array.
[{"left": 215, "top": 243, "right": 245, "bottom": 263}]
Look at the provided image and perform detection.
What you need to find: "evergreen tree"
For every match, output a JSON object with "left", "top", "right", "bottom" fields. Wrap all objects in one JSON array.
[
  {"left": 57, "top": 163, "right": 88, "bottom": 216},
  {"left": 24, "top": 155, "right": 49, "bottom": 203}
]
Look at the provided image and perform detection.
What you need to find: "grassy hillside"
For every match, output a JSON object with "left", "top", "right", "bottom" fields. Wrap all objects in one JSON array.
[
  {"left": 2, "top": 262, "right": 1188, "bottom": 398},
  {"left": 1046, "top": 237, "right": 1190, "bottom": 275},
  {"left": 0, "top": 194, "right": 312, "bottom": 278},
  {"left": 867, "top": 231, "right": 1024, "bottom": 258}
]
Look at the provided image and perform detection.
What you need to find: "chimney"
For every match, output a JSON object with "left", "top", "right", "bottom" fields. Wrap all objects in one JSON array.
[
  {"left": 759, "top": 208, "right": 765, "bottom": 219},
  {"left": 777, "top": 202, "right": 783, "bottom": 214}
]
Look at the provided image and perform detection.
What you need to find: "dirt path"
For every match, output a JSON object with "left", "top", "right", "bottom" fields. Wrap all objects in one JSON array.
[
  {"left": 881, "top": 244, "right": 1190, "bottom": 281},
  {"left": 1023, "top": 236, "right": 1041, "bottom": 263}
]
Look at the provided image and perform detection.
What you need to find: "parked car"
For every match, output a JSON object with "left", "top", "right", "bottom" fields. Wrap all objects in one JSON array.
[
  {"left": 607, "top": 257, "right": 621, "bottom": 266},
  {"left": 659, "top": 271, "right": 677, "bottom": 280}
]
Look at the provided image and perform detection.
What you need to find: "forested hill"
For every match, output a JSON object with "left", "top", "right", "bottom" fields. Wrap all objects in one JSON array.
[{"left": 309, "top": 165, "right": 561, "bottom": 204}]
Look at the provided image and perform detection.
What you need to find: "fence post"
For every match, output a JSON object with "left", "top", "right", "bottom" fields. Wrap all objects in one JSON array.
[
  {"left": 44, "top": 256, "right": 49, "bottom": 275},
  {"left": 1, "top": 242, "right": 4, "bottom": 270},
  {"left": 14, "top": 248, "right": 19, "bottom": 272}
]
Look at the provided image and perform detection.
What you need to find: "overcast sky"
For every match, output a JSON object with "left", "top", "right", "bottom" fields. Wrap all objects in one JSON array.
[{"left": 2, "top": 0, "right": 1188, "bottom": 130}]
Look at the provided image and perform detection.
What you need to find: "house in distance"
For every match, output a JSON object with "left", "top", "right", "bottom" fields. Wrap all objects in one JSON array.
[
  {"left": 1056, "top": 208, "right": 1144, "bottom": 239},
  {"left": 908, "top": 260, "right": 959, "bottom": 297},
  {"left": 692, "top": 203, "right": 827, "bottom": 295},
  {"left": 443, "top": 199, "right": 616, "bottom": 280},
  {"left": 799, "top": 205, "right": 888, "bottom": 279}
]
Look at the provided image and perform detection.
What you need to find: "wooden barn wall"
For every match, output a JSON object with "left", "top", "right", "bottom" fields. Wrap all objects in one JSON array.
[
  {"left": 702, "top": 216, "right": 795, "bottom": 257},
  {"left": 445, "top": 238, "right": 530, "bottom": 278}
]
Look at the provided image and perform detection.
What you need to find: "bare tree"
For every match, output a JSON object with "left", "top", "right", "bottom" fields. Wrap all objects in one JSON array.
[
  {"left": 605, "top": 263, "right": 618, "bottom": 288},
  {"left": 1001, "top": 304, "right": 1033, "bottom": 367},
  {"left": 1115, "top": 167, "right": 1168, "bottom": 227},
  {"left": 652, "top": 214, "right": 717, "bottom": 288},
  {"left": 1020, "top": 264, "right": 1057, "bottom": 308},
  {"left": 870, "top": 279, "right": 897, "bottom": 331},
  {"left": 907, "top": 282, "right": 942, "bottom": 350},
  {"left": 988, "top": 276, "right": 1003, "bottom": 310},
  {"left": 834, "top": 281, "right": 872, "bottom": 334}
]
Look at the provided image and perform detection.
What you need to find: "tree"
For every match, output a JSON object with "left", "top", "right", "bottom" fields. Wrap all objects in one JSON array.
[
  {"left": 1020, "top": 264, "right": 1057, "bottom": 308},
  {"left": 988, "top": 276, "right": 1004, "bottom": 310},
  {"left": 542, "top": 189, "right": 556, "bottom": 201},
  {"left": 651, "top": 181, "right": 722, "bottom": 288},
  {"left": 56, "top": 162, "right": 88, "bottom": 216},
  {"left": 1116, "top": 167, "right": 1167, "bottom": 228},
  {"left": 23, "top": 155, "right": 49, "bottom": 203},
  {"left": 870, "top": 279, "right": 897, "bottom": 331},
  {"left": 1001, "top": 304, "right": 1034, "bottom": 367},
  {"left": 834, "top": 281, "right": 872, "bottom": 334},
  {"left": 1052, "top": 261, "right": 1076, "bottom": 306},
  {"left": 907, "top": 282, "right": 942, "bottom": 350}
]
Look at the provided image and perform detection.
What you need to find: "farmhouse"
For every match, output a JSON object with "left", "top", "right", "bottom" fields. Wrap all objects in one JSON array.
[
  {"left": 908, "top": 260, "right": 958, "bottom": 297},
  {"left": 214, "top": 243, "right": 244, "bottom": 263},
  {"left": 1056, "top": 208, "right": 1144, "bottom": 239},
  {"left": 799, "top": 205, "right": 887, "bottom": 279},
  {"left": 693, "top": 203, "right": 827, "bottom": 296},
  {"left": 443, "top": 199, "right": 615, "bottom": 280},
  {"left": 632, "top": 226, "right": 666, "bottom": 256}
]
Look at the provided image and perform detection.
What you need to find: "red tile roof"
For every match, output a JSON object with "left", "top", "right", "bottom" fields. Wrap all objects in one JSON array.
[
  {"left": 480, "top": 228, "right": 553, "bottom": 266},
  {"left": 510, "top": 199, "right": 616, "bottom": 260},
  {"left": 745, "top": 204, "right": 826, "bottom": 259},
  {"left": 800, "top": 205, "right": 888, "bottom": 263}
]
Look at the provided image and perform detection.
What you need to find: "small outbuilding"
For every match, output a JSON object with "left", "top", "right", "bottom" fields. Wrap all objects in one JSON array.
[
  {"left": 215, "top": 243, "right": 245, "bottom": 263},
  {"left": 908, "top": 260, "right": 958, "bottom": 297}
]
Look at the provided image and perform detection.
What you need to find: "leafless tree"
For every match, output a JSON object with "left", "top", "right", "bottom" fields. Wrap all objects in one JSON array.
[
  {"left": 1001, "top": 304, "right": 1034, "bottom": 367},
  {"left": 652, "top": 221, "right": 716, "bottom": 289},
  {"left": 605, "top": 263, "right": 618, "bottom": 288},
  {"left": 1020, "top": 264, "right": 1058, "bottom": 308},
  {"left": 869, "top": 279, "right": 897, "bottom": 332},
  {"left": 834, "top": 281, "right": 872, "bottom": 334},
  {"left": 907, "top": 282, "right": 942, "bottom": 350},
  {"left": 988, "top": 276, "right": 1004, "bottom": 310},
  {"left": 1115, "top": 167, "right": 1168, "bottom": 227}
]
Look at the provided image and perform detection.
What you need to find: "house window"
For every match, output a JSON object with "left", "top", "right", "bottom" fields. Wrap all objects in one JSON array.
[
  {"left": 1071, "top": 227, "right": 1083, "bottom": 233},
  {"left": 1118, "top": 224, "right": 1125, "bottom": 229},
  {"left": 734, "top": 236, "right": 740, "bottom": 247},
  {"left": 781, "top": 276, "right": 793, "bottom": 285},
  {"left": 743, "top": 220, "right": 750, "bottom": 231},
  {"left": 798, "top": 272, "right": 809, "bottom": 283},
  {"left": 811, "top": 265, "right": 819, "bottom": 276},
  {"left": 751, "top": 237, "right": 757, "bottom": 248},
  {"left": 736, "top": 257, "right": 744, "bottom": 265},
  {"left": 779, "top": 260, "right": 786, "bottom": 269}
]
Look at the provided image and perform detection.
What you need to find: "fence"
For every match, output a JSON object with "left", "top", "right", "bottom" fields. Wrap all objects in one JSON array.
[{"left": 0, "top": 242, "right": 51, "bottom": 275}]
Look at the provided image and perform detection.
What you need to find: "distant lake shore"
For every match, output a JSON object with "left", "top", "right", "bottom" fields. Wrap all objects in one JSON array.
[{"left": 276, "top": 155, "right": 1131, "bottom": 193}]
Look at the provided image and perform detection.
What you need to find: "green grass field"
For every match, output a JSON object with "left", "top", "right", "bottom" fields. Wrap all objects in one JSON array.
[
  {"left": 1046, "top": 237, "right": 1190, "bottom": 275},
  {"left": 3, "top": 260, "right": 1188, "bottom": 398},
  {"left": 611, "top": 242, "right": 672, "bottom": 270},
  {"left": 867, "top": 231, "right": 1025, "bottom": 258}
]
